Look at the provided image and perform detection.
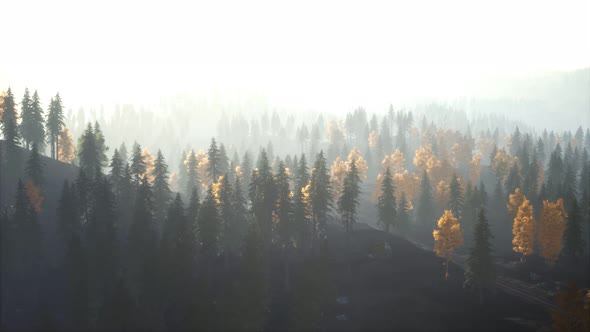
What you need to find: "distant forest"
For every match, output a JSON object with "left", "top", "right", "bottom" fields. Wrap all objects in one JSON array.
[{"left": 1, "top": 87, "right": 589, "bottom": 330}]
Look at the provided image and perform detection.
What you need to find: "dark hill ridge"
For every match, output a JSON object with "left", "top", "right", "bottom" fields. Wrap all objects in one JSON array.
[{"left": 313, "top": 221, "right": 550, "bottom": 331}]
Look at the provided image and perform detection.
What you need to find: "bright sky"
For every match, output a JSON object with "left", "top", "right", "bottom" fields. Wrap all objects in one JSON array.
[{"left": 1, "top": 0, "right": 589, "bottom": 111}]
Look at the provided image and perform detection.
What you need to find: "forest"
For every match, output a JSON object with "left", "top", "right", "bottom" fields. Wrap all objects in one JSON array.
[{"left": 1, "top": 86, "right": 589, "bottom": 331}]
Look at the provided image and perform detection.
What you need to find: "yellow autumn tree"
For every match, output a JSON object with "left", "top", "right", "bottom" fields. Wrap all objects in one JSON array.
[
  {"left": 368, "top": 131, "right": 380, "bottom": 151},
  {"left": 433, "top": 210, "right": 463, "bottom": 280},
  {"left": 193, "top": 149, "right": 211, "bottom": 191},
  {"left": 346, "top": 147, "right": 367, "bottom": 179},
  {"left": 212, "top": 175, "right": 225, "bottom": 204},
  {"left": 373, "top": 150, "right": 406, "bottom": 203},
  {"left": 413, "top": 144, "right": 437, "bottom": 174},
  {"left": 507, "top": 188, "right": 526, "bottom": 219},
  {"left": 25, "top": 179, "right": 43, "bottom": 213},
  {"left": 331, "top": 157, "right": 347, "bottom": 201},
  {"left": 492, "top": 148, "right": 511, "bottom": 181},
  {"left": 512, "top": 198, "right": 535, "bottom": 262},
  {"left": 538, "top": 199, "right": 567, "bottom": 266},
  {"left": 142, "top": 148, "right": 155, "bottom": 183},
  {"left": 57, "top": 127, "right": 75, "bottom": 163},
  {"left": 389, "top": 149, "right": 405, "bottom": 173},
  {"left": 393, "top": 170, "right": 419, "bottom": 208},
  {"left": 468, "top": 151, "right": 482, "bottom": 184}
]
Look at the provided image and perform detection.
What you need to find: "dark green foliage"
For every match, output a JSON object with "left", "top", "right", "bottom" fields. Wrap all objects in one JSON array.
[
  {"left": 78, "top": 123, "right": 101, "bottom": 177},
  {"left": 310, "top": 151, "right": 332, "bottom": 250},
  {"left": 397, "top": 192, "right": 410, "bottom": 233},
  {"left": 94, "top": 122, "right": 109, "bottom": 168},
  {"left": 63, "top": 234, "right": 89, "bottom": 330},
  {"left": 338, "top": 158, "right": 361, "bottom": 235},
  {"left": 46, "top": 93, "right": 65, "bottom": 159},
  {"left": 1, "top": 88, "right": 20, "bottom": 148},
  {"left": 504, "top": 161, "right": 521, "bottom": 199},
  {"left": 130, "top": 142, "right": 146, "bottom": 184},
  {"left": 97, "top": 276, "right": 137, "bottom": 331},
  {"left": 197, "top": 186, "right": 220, "bottom": 258},
  {"left": 416, "top": 169, "right": 435, "bottom": 228},
  {"left": 186, "top": 186, "right": 200, "bottom": 228},
  {"left": 185, "top": 149, "right": 199, "bottom": 199},
  {"left": 250, "top": 149, "right": 275, "bottom": 251},
  {"left": 448, "top": 173, "right": 464, "bottom": 220},
  {"left": 464, "top": 208, "right": 495, "bottom": 304},
  {"left": 207, "top": 137, "right": 221, "bottom": 183},
  {"left": 377, "top": 167, "right": 397, "bottom": 232},
  {"left": 275, "top": 162, "right": 293, "bottom": 248},
  {"left": 563, "top": 199, "right": 584, "bottom": 263},
  {"left": 25, "top": 143, "right": 44, "bottom": 187},
  {"left": 109, "top": 149, "right": 124, "bottom": 196},
  {"left": 547, "top": 143, "right": 564, "bottom": 199},
  {"left": 152, "top": 150, "right": 172, "bottom": 231},
  {"left": 57, "top": 180, "right": 79, "bottom": 241}
]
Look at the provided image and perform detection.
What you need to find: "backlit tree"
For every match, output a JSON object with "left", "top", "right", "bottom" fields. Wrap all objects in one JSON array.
[{"left": 433, "top": 210, "right": 463, "bottom": 280}]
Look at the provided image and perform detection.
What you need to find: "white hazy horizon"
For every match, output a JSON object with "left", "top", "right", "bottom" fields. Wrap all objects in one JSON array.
[{"left": 1, "top": 0, "right": 589, "bottom": 119}]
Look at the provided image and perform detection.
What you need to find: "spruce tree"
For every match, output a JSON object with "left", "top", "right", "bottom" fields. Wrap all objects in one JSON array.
[
  {"left": 185, "top": 150, "right": 199, "bottom": 199},
  {"left": 338, "top": 159, "right": 361, "bottom": 237},
  {"left": 152, "top": 150, "right": 172, "bottom": 232},
  {"left": 310, "top": 151, "right": 333, "bottom": 253},
  {"left": 197, "top": 186, "right": 220, "bottom": 287},
  {"left": 94, "top": 122, "right": 109, "bottom": 168},
  {"left": 46, "top": 93, "right": 65, "bottom": 159},
  {"left": 563, "top": 199, "right": 584, "bottom": 264},
  {"left": 186, "top": 186, "right": 200, "bottom": 228},
  {"left": 19, "top": 88, "right": 33, "bottom": 149},
  {"left": 464, "top": 208, "right": 495, "bottom": 304},
  {"left": 25, "top": 143, "right": 44, "bottom": 187},
  {"left": 119, "top": 142, "right": 129, "bottom": 164},
  {"left": 504, "top": 161, "right": 521, "bottom": 199},
  {"left": 130, "top": 142, "right": 146, "bottom": 184},
  {"left": 547, "top": 143, "right": 564, "bottom": 199},
  {"left": 398, "top": 192, "right": 410, "bottom": 233},
  {"left": 377, "top": 167, "right": 397, "bottom": 233},
  {"left": 416, "top": 169, "right": 435, "bottom": 228},
  {"left": 78, "top": 123, "right": 101, "bottom": 177},
  {"left": 63, "top": 233, "right": 89, "bottom": 330},
  {"left": 1, "top": 88, "right": 21, "bottom": 176},
  {"left": 275, "top": 162, "right": 293, "bottom": 249},
  {"left": 207, "top": 137, "right": 221, "bottom": 183},
  {"left": 448, "top": 173, "right": 464, "bottom": 220},
  {"left": 218, "top": 174, "right": 235, "bottom": 269},
  {"left": 109, "top": 149, "right": 124, "bottom": 197}
]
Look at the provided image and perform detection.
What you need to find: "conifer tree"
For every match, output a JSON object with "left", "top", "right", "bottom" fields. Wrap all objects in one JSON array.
[
  {"left": 130, "top": 142, "right": 146, "bottom": 184},
  {"left": 250, "top": 149, "right": 275, "bottom": 253},
  {"left": 57, "top": 180, "right": 79, "bottom": 241},
  {"left": 338, "top": 158, "right": 361, "bottom": 239},
  {"left": 448, "top": 173, "right": 464, "bottom": 220},
  {"left": 416, "top": 169, "right": 435, "bottom": 228},
  {"left": 547, "top": 143, "right": 564, "bottom": 199},
  {"left": 377, "top": 167, "right": 397, "bottom": 232},
  {"left": 275, "top": 162, "right": 293, "bottom": 249},
  {"left": 197, "top": 186, "right": 221, "bottom": 286},
  {"left": 78, "top": 123, "right": 101, "bottom": 177},
  {"left": 186, "top": 186, "right": 200, "bottom": 229},
  {"left": 109, "top": 149, "right": 124, "bottom": 197},
  {"left": 97, "top": 276, "right": 137, "bottom": 331},
  {"left": 433, "top": 210, "right": 463, "bottom": 280},
  {"left": 1, "top": 88, "right": 21, "bottom": 175},
  {"left": 63, "top": 232, "right": 89, "bottom": 330},
  {"left": 185, "top": 150, "right": 199, "bottom": 199},
  {"left": 207, "top": 137, "right": 221, "bottom": 183},
  {"left": 46, "top": 93, "right": 65, "bottom": 159},
  {"left": 563, "top": 199, "right": 585, "bottom": 263},
  {"left": 25, "top": 143, "right": 44, "bottom": 187},
  {"left": 504, "top": 161, "right": 521, "bottom": 199},
  {"left": 94, "top": 122, "right": 109, "bottom": 168},
  {"left": 398, "top": 192, "right": 411, "bottom": 233},
  {"left": 464, "top": 208, "right": 495, "bottom": 304},
  {"left": 119, "top": 142, "right": 129, "bottom": 164},
  {"left": 219, "top": 143, "right": 229, "bottom": 176},
  {"left": 231, "top": 176, "right": 248, "bottom": 251},
  {"left": 19, "top": 88, "right": 33, "bottom": 149},
  {"left": 216, "top": 174, "right": 235, "bottom": 269},
  {"left": 310, "top": 151, "right": 333, "bottom": 253},
  {"left": 152, "top": 150, "right": 172, "bottom": 232}
]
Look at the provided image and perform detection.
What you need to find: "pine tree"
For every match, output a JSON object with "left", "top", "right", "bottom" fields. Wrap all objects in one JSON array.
[
  {"left": 547, "top": 143, "right": 564, "bottom": 199},
  {"left": 185, "top": 150, "right": 199, "bottom": 199},
  {"left": 94, "top": 122, "right": 109, "bottom": 168},
  {"left": 464, "top": 208, "right": 495, "bottom": 303},
  {"left": 219, "top": 143, "right": 229, "bottom": 176},
  {"left": 19, "top": 88, "right": 33, "bottom": 149},
  {"left": 152, "top": 150, "right": 172, "bottom": 232},
  {"left": 207, "top": 137, "right": 221, "bottom": 183},
  {"left": 433, "top": 210, "right": 463, "bottom": 280},
  {"left": 310, "top": 151, "right": 333, "bottom": 253},
  {"left": 25, "top": 143, "right": 44, "bottom": 187},
  {"left": 197, "top": 186, "right": 221, "bottom": 287},
  {"left": 563, "top": 199, "right": 584, "bottom": 264},
  {"left": 377, "top": 167, "right": 397, "bottom": 233},
  {"left": 46, "top": 93, "right": 65, "bottom": 159},
  {"left": 338, "top": 158, "right": 361, "bottom": 238},
  {"left": 398, "top": 192, "right": 411, "bottom": 233},
  {"left": 448, "top": 173, "right": 464, "bottom": 220},
  {"left": 231, "top": 176, "right": 248, "bottom": 252},
  {"left": 119, "top": 142, "right": 129, "bottom": 164},
  {"left": 250, "top": 149, "right": 275, "bottom": 253},
  {"left": 504, "top": 161, "right": 521, "bottom": 199},
  {"left": 186, "top": 186, "right": 200, "bottom": 228},
  {"left": 78, "top": 123, "right": 101, "bottom": 177},
  {"left": 57, "top": 180, "right": 79, "bottom": 241},
  {"left": 1, "top": 88, "right": 21, "bottom": 175},
  {"left": 275, "top": 162, "right": 293, "bottom": 249},
  {"left": 416, "top": 169, "right": 435, "bottom": 228},
  {"left": 109, "top": 149, "right": 124, "bottom": 197},
  {"left": 216, "top": 174, "right": 235, "bottom": 269},
  {"left": 130, "top": 142, "right": 146, "bottom": 184}
]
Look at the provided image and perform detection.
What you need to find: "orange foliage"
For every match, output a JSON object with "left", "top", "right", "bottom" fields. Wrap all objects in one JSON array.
[
  {"left": 538, "top": 199, "right": 567, "bottom": 266},
  {"left": 492, "top": 148, "right": 511, "bottom": 181},
  {"left": 58, "top": 127, "right": 75, "bottom": 163},
  {"left": 25, "top": 180, "right": 43, "bottom": 214},
  {"left": 142, "top": 148, "right": 155, "bottom": 183},
  {"left": 468, "top": 152, "right": 482, "bottom": 184},
  {"left": 512, "top": 198, "right": 535, "bottom": 259},
  {"left": 413, "top": 144, "right": 437, "bottom": 174},
  {"left": 507, "top": 188, "right": 526, "bottom": 219},
  {"left": 433, "top": 210, "right": 463, "bottom": 279}
]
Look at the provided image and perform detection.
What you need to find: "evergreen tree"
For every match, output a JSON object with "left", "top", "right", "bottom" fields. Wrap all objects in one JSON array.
[
  {"left": 119, "top": 142, "right": 129, "bottom": 164},
  {"left": 310, "top": 151, "right": 333, "bottom": 253},
  {"left": 563, "top": 199, "right": 584, "bottom": 264},
  {"left": 94, "top": 122, "right": 109, "bottom": 168},
  {"left": 217, "top": 174, "right": 235, "bottom": 269},
  {"left": 78, "top": 123, "right": 101, "bottom": 177},
  {"left": 338, "top": 159, "right": 361, "bottom": 238},
  {"left": 25, "top": 143, "right": 44, "bottom": 187},
  {"left": 46, "top": 93, "right": 65, "bottom": 159},
  {"left": 63, "top": 233, "right": 89, "bottom": 330},
  {"left": 152, "top": 150, "right": 172, "bottom": 232},
  {"left": 464, "top": 208, "right": 495, "bottom": 304},
  {"left": 231, "top": 176, "right": 248, "bottom": 253},
  {"left": 185, "top": 150, "right": 199, "bottom": 199},
  {"left": 416, "top": 170, "right": 435, "bottom": 228},
  {"left": 97, "top": 276, "right": 137, "bottom": 331},
  {"left": 109, "top": 149, "right": 124, "bottom": 197},
  {"left": 19, "top": 88, "right": 33, "bottom": 149},
  {"left": 377, "top": 167, "right": 397, "bottom": 232},
  {"left": 241, "top": 151, "right": 253, "bottom": 192},
  {"left": 219, "top": 143, "right": 229, "bottom": 176},
  {"left": 250, "top": 149, "right": 275, "bottom": 253},
  {"left": 197, "top": 186, "right": 221, "bottom": 287},
  {"left": 504, "top": 161, "right": 521, "bottom": 198},
  {"left": 1, "top": 88, "right": 21, "bottom": 175},
  {"left": 275, "top": 162, "right": 293, "bottom": 249},
  {"left": 57, "top": 180, "right": 80, "bottom": 242},
  {"left": 448, "top": 173, "right": 464, "bottom": 220},
  {"left": 130, "top": 142, "right": 146, "bottom": 184},
  {"left": 547, "top": 143, "right": 564, "bottom": 199},
  {"left": 186, "top": 186, "right": 200, "bottom": 228},
  {"left": 207, "top": 137, "right": 221, "bottom": 182},
  {"left": 398, "top": 192, "right": 410, "bottom": 234}
]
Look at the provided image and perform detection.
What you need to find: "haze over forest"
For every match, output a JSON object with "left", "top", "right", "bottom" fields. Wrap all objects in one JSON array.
[{"left": 1, "top": 1, "right": 590, "bottom": 331}]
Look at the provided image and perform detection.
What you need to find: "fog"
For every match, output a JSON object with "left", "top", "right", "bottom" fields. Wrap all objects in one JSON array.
[{"left": 1, "top": 0, "right": 589, "bottom": 130}]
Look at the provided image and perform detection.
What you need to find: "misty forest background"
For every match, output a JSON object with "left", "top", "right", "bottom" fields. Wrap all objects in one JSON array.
[{"left": 1, "top": 68, "right": 590, "bottom": 331}]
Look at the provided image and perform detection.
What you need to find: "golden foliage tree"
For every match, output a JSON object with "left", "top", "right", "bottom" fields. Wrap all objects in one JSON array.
[
  {"left": 538, "top": 199, "right": 567, "bottom": 266},
  {"left": 433, "top": 210, "right": 463, "bottom": 280},
  {"left": 368, "top": 131, "right": 379, "bottom": 151},
  {"left": 512, "top": 198, "right": 535, "bottom": 261},
  {"left": 142, "top": 148, "right": 155, "bottom": 183},
  {"left": 492, "top": 148, "right": 511, "bottom": 181},
  {"left": 393, "top": 170, "right": 419, "bottom": 208},
  {"left": 507, "top": 188, "right": 526, "bottom": 219},
  {"left": 469, "top": 152, "right": 482, "bottom": 184},
  {"left": 413, "top": 144, "right": 437, "bottom": 174},
  {"left": 57, "top": 127, "right": 75, "bottom": 163},
  {"left": 330, "top": 157, "right": 347, "bottom": 201},
  {"left": 24, "top": 179, "right": 43, "bottom": 213},
  {"left": 435, "top": 180, "right": 450, "bottom": 212},
  {"left": 346, "top": 147, "right": 367, "bottom": 179}
]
